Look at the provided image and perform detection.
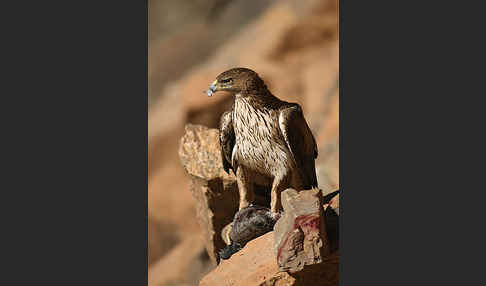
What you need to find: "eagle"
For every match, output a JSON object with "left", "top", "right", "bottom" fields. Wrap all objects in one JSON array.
[{"left": 207, "top": 67, "right": 318, "bottom": 216}]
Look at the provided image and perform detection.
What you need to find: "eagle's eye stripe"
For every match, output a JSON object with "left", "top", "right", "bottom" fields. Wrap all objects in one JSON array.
[{"left": 221, "top": 78, "right": 233, "bottom": 84}]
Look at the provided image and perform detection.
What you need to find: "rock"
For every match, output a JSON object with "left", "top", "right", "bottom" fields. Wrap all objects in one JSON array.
[
  {"left": 200, "top": 232, "right": 279, "bottom": 286},
  {"left": 179, "top": 124, "right": 239, "bottom": 265},
  {"left": 274, "top": 188, "right": 330, "bottom": 273},
  {"left": 179, "top": 124, "right": 234, "bottom": 181},
  {"left": 200, "top": 231, "right": 339, "bottom": 286},
  {"left": 148, "top": 235, "right": 214, "bottom": 286}
]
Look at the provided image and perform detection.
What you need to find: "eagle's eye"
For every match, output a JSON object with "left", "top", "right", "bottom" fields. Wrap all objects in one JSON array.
[{"left": 221, "top": 78, "right": 233, "bottom": 84}]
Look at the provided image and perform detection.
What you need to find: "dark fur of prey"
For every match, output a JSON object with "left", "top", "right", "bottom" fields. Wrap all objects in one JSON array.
[{"left": 218, "top": 205, "right": 277, "bottom": 260}]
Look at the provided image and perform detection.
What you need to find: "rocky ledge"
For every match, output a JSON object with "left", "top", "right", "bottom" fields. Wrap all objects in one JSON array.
[{"left": 179, "top": 124, "right": 339, "bottom": 285}]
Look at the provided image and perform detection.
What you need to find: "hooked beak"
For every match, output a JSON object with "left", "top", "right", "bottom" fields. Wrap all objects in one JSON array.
[{"left": 207, "top": 80, "right": 218, "bottom": 97}]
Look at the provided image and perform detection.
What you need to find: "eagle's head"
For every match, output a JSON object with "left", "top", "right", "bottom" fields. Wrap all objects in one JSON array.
[{"left": 207, "top": 67, "right": 266, "bottom": 97}]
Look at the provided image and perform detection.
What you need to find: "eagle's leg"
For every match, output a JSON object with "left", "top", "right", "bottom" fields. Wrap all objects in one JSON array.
[
  {"left": 236, "top": 167, "right": 255, "bottom": 210},
  {"left": 270, "top": 173, "right": 291, "bottom": 217}
]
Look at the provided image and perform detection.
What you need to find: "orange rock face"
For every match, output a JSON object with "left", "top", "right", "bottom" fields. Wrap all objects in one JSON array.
[
  {"left": 200, "top": 232, "right": 280, "bottom": 286},
  {"left": 178, "top": 124, "right": 239, "bottom": 265},
  {"left": 200, "top": 231, "right": 339, "bottom": 286}
]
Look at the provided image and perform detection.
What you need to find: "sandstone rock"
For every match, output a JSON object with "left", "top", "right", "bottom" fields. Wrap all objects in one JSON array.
[
  {"left": 200, "top": 231, "right": 339, "bottom": 286},
  {"left": 179, "top": 124, "right": 235, "bottom": 181},
  {"left": 200, "top": 232, "right": 279, "bottom": 286},
  {"left": 189, "top": 173, "right": 239, "bottom": 266},
  {"left": 179, "top": 124, "right": 239, "bottom": 265},
  {"left": 274, "top": 188, "right": 329, "bottom": 273},
  {"left": 148, "top": 235, "right": 214, "bottom": 286}
]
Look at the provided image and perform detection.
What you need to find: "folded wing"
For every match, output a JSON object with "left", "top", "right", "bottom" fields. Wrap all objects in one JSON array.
[
  {"left": 278, "top": 104, "right": 318, "bottom": 188},
  {"left": 219, "top": 110, "right": 235, "bottom": 174}
]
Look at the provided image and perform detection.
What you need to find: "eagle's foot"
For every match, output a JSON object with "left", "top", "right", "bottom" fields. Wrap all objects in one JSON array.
[{"left": 270, "top": 211, "right": 281, "bottom": 221}]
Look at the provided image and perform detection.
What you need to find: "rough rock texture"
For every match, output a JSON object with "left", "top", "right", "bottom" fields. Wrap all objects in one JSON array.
[
  {"left": 148, "top": 236, "right": 213, "bottom": 286},
  {"left": 179, "top": 124, "right": 236, "bottom": 181},
  {"left": 179, "top": 124, "right": 239, "bottom": 265},
  {"left": 274, "top": 188, "right": 329, "bottom": 273},
  {"left": 200, "top": 232, "right": 339, "bottom": 286}
]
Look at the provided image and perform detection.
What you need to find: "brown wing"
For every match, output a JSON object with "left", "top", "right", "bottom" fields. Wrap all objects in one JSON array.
[
  {"left": 219, "top": 110, "right": 235, "bottom": 174},
  {"left": 279, "top": 103, "right": 318, "bottom": 188}
]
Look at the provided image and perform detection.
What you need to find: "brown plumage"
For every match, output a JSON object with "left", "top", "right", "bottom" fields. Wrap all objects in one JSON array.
[{"left": 208, "top": 67, "right": 318, "bottom": 215}]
